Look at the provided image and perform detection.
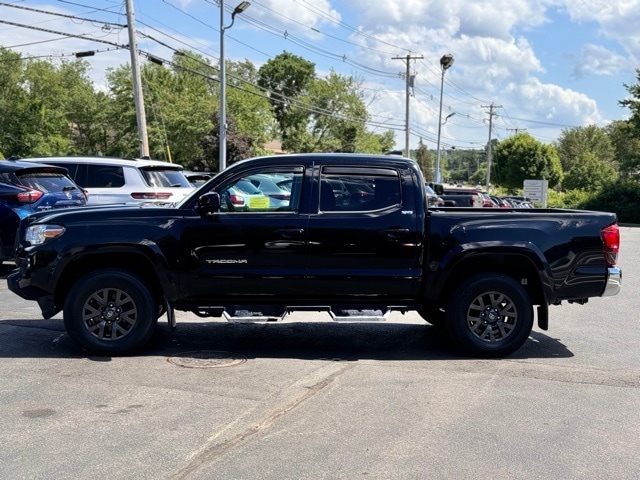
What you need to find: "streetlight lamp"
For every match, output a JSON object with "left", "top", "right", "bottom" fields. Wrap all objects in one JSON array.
[
  {"left": 435, "top": 53, "right": 454, "bottom": 183},
  {"left": 219, "top": 1, "right": 251, "bottom": 172}
]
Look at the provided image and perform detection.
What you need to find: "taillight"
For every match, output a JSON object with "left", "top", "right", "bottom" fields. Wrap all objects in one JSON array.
[
  {"left": 229, "top": 194, "right": 245, "bottom": 206},
  {"left": 16, "top": 189, "right": 44, "bottom": 204},
  {"left": 601, "top": 224, "right": 619, "bottom": 266},
  {"left": 130, "top": 192, "right": 173, "bottom": 200}
]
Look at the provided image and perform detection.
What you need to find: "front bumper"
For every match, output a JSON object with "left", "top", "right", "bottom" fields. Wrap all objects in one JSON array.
[
  {"left": 601, "top": 266, "right": 622, "bottom": 297},
  {"left": 7, "top": 266, "right": 58, "bottom": 319}
]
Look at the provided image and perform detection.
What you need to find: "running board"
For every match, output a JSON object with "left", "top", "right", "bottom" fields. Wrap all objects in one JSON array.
[{"left": 222, "top": 306, "right": 411, "bottom": 323}]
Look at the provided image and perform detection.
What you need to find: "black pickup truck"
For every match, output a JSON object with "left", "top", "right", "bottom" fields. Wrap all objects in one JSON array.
[{"left": 7, "top": 154, "right": 622, "bottom": 357}]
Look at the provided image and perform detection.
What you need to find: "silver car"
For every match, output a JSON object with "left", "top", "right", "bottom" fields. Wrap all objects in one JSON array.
[{"left": 22, "top": 156, "right": 194, "bottom": 205}]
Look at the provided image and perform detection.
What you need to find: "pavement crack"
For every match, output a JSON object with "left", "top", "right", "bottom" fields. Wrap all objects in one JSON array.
[{"left": 169, "top": 362, "right": 355, "bottom": 480}]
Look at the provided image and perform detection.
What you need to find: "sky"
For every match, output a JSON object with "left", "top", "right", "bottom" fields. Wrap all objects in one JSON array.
[{"left": 1, "top": 0, "right": 639, "bottom": 153}]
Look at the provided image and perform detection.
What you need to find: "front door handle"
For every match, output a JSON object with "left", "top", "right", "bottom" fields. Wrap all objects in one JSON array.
[{"left": 276, "top": 228, "right": 305, "bottom": 238}]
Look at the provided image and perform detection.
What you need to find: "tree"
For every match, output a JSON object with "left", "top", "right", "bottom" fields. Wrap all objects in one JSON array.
[
  {"left": 620, "top": 67, "right": 640, "bottom": 135},
  {"left": 415, "top": 139, "right": 434, "bottom": 181},
  {"left": 283, "top": 70, "right": 394, "bottom": 153},
  {"left": 562, "top": 152, "right": 617, "bottom": 190},
  {"left": 494, "top": 133, "right": 563, "bottom": 190},
  {"left": 196, "top": 111, "right": 252, "bottom": 171},
  {"left": 0, "top": 50, "right": 101, "bottom": 157},
  {"left": 257, "top": 52, "right": 315, "bottom": 145},
  {"left": 556, "top": 125, "right": 615, "bottom": 172},
  {"left": 607, "top": 120, "right": 640, "bottom": 179}
]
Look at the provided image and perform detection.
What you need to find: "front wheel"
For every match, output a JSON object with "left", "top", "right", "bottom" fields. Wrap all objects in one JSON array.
[
  {"left": 445, "top": 274, "right": 533, "bottom": 357},
  {"left": 63, "top": 269, "right": 157, "bottom": 355}
]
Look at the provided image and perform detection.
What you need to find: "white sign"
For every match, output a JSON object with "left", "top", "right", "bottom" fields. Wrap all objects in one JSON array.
[{"left": 523, "top": 179, "right": 548, "bottom": 207}]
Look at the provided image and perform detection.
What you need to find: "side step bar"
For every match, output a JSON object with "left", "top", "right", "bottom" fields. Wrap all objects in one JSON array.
[{"left": 218, "top": 305, "right": 413, "bottom": 323}]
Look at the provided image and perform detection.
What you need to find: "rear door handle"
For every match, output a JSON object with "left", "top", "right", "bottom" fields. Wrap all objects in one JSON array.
[{"left": 382, "top": 228, "right": 410, "bottom": 239}]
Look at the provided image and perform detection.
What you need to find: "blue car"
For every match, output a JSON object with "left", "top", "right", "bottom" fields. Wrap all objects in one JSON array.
[{"left": 0, "top": 159, "right": 87, "bottom": 261}]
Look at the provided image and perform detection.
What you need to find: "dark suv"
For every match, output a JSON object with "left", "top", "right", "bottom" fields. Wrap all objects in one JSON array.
[{"left": 0, "top": 159, "right": 87, "bottom": 261}]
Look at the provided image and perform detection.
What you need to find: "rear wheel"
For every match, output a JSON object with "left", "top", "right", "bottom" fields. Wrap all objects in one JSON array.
[
  {"left": 63, "top": 269, "right": 156, "bottom": 355},
  {"left": 445, "top": 274, "right": 533, "bottom": 357}
]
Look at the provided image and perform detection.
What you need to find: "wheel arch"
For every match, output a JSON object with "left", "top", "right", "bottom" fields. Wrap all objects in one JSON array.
[
  {"left": 427, "top": 246, "right": 551, "bottom": 309},
  {"left": 53, "top": 247, "right": 172, "bottom": 312}
]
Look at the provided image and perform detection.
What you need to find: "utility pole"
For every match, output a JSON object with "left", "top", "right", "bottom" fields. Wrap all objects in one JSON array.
[
  {"left": 482, "top": 102, "right": 501, "bottom": 190},
  {"left": 507, "top": 128, "right": 527, "bottom": 135},
  {"left": 125, "top": 0, "right": 149, "bottom": 158},
  {"left": 392, "top": 54, "right": 423, "bottom": 158}
]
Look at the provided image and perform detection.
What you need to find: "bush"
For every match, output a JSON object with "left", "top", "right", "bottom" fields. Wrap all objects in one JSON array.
[
  {"left": 580, "top": 180, "right": 640, "bottom": 223},
  {"left": 546, "top": 189, "right": 593, "bottom": 209}
]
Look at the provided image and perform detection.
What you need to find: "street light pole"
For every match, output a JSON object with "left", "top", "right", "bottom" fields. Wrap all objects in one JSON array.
[
  {"left": 219, "top": 1, "right": 251, "bottom": 172},
  {"left": 435, "top": 53, "right": 454, "bottom": 183}
]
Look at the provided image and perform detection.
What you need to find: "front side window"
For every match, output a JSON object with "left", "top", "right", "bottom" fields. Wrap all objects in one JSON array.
[
  {"left": 320, "top": 167, "right": 401, "bottom": 212},
  {"left": 218, "top": 168, "right": 303, "bottom": 213}
]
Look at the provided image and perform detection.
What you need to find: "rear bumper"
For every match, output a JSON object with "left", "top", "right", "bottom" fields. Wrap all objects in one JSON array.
[{"left": 602, "top": 266, "right": 622, "bottom": 297}]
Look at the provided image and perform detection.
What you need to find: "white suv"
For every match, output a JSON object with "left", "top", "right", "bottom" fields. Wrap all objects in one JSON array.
[{"left": 23, "top": 156, "right": 194, "bottom": 205}]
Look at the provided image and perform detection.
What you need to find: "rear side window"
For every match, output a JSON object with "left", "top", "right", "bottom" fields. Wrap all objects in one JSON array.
[
  {"left": 141, "top": 169, "right": 191, "bottom": 188},
  {"left": 15, "top": 171, "right": 78, "bottom": 192},
  {"left": 86, "top": 165, "right": 125, "bottom": 188},
  {"left": 320, "top": 167, "right": 401, "bottom": 212}
]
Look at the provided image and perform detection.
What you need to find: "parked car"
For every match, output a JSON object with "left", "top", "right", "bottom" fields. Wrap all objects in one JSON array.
[
  {"left": 220, "top": 179, "right": 270, "bottom": 212},
  {"left": 183, "top": 171, "right": 213, "bottom": 188},
  {"left": 425, "top": 184, "right": 444, "bottom": 207},
  {"left": 245, "top": 173, "right": 292, "bottom": 209},
  {"left": 0, "top": 159, "right": 87, "bottom": 261},
  {"left": 440, "top": 187, "right": 484, "bottom": 207},
  {"left": 22, "top": 156, "right": 193, "bottom": 205},
  {"left": 8, "top": 153, "right": 621, "bottom": 357}
]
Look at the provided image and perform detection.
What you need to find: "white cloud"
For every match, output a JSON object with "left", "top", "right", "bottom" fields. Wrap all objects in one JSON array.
[
  {"left": 507, "top": 78, "right": 602, "bottom": 125},
  {"left": 572, "top": 44, "right": 627, "bottom": 78},
  {"left": 559, "top": 0, "right": 640, "bottom": 61}
]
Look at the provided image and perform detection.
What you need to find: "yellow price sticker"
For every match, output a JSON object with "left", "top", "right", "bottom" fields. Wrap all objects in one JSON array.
[{"left": 248, "top": 196, "right": 270, "bottom": 209}]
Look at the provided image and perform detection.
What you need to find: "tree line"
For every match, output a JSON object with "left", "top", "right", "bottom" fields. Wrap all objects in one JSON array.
[
  {"left": 0, "top": 48, "right": 394, "bottom": 169},
  {"left": 1, "top": 46, "right": 640, "bottom": 220}
]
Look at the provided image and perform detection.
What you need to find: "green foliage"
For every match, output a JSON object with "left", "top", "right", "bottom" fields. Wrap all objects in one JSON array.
[
  {"left": 580, "top": 179, "right": 640, "bottom": 223},
  {"left": 562, "top": 151, "right": 617, "bottom": 190},
  {"left": 556, "top": 125, "right": 615, "bottom": 172},
  {"left": 546, "top": 189, "right": 594, "bottom": 209},
  {"left": 196, "top": 112, "right": 253, "bottom": 171},
  {"left": 607, "top": 120, "right": 640, "bottom": 179},
  {"left": 257, "top": 51, "right": 315, "bottom": 144},
  {"left": 0, "top": 50, "right": 102, "bottom": 157},
  {"left": 620, "top": 68, "right": 640, "bottom": 135},
  {"left": 494, "top": 133, "right": 563, "bottom": 189},
  {"left": 415, "top": 139, "right": 434, "bottom": 181}
]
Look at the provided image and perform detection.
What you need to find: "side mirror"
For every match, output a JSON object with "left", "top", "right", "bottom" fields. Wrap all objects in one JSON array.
[
  {"left": 196, "top": 192, "right": 221, "bottom": 217},
  {"left": 428, "top": 182, "right": 444, "bottom": 195}
]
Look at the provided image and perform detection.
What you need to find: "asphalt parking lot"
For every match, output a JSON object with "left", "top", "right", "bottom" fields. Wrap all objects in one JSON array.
[{"left": 0, "top": 228, "right": 638, "bottom": 480}]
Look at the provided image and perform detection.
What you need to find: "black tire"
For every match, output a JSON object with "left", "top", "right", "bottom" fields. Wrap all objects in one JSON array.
[
  {"left": 445, "top": 273, "right": 533, "bottom": 357},
  {"left": 63, "top": 269, "right": 157, "bottom": 356}
]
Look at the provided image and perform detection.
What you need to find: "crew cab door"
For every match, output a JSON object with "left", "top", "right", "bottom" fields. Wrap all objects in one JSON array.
[
  {"left": 305, "top": 165, "right": 423, "bottom": 299},
  {"left": 177, "top": 165, "right": 309, "bottom": 302}
]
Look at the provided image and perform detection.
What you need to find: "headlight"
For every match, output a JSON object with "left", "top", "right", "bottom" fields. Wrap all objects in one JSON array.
[{"left": 26, "top": 225, "right": 66, "bottom": 245}]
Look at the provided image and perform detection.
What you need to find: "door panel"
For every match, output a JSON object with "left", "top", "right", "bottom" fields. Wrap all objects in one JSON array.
[
  {"left": 177, "top": 168, "right": 309, "bottom": 302},
  {"left": 306, "top": 167, "right": 422, "bottom": 300}
]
